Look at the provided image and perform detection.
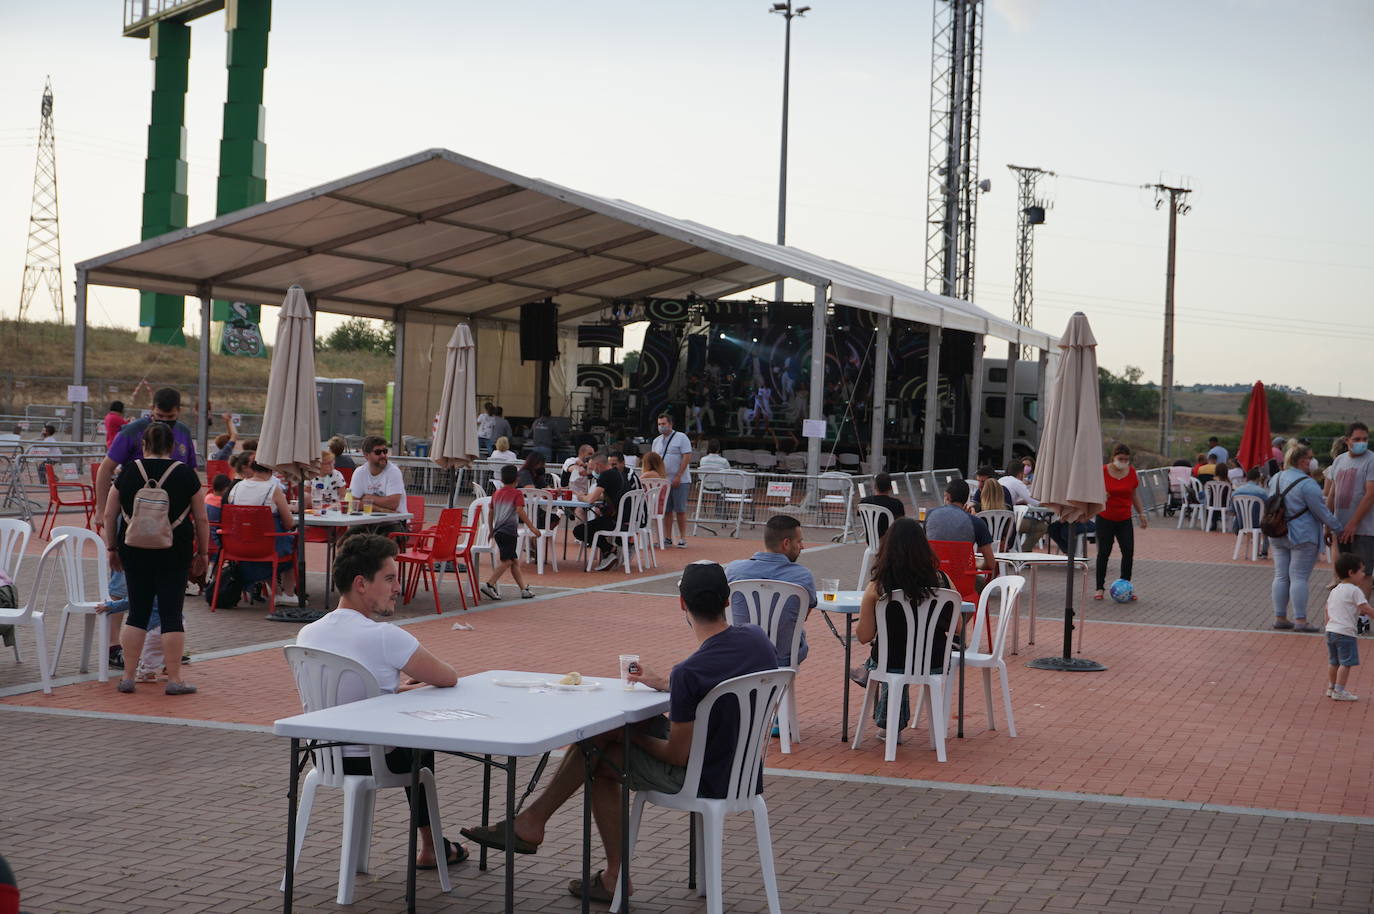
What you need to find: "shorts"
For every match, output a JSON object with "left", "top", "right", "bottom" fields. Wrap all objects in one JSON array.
[
  {"left": 623, "top": 715, "right": 687, "bottom": 795},
  {"left": 493, "top": 531, "right": 518, "bottom": 562},
  {"left": 1327, "top": 632, "right": 1360, "bottom": 667},
  {"left": 665, "top": 483, "right": 690, "bottom": 514},
  {"left": 1339, "top": 535, "right": 1374, "bottom": 574}
]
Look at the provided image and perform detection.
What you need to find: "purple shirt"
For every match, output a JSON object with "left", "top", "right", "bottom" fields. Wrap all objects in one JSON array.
[{"left": 107, "top": 417, "right": 199, "bottom": 470}]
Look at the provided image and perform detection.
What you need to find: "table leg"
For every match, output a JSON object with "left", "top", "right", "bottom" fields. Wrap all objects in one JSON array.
[
  {"left": 282, "top": 738, "right": 301, "bottom": 914},
  {"left": 505, "top": 756, "right": 517, "bottom": 913},
  {"left": 841, "top": 615, "right": 853, "bottom": 742},
  {"left": 620, "top": 723, "right": 631, "bottom": 911},
  {"left": 406, "top": 748, "right": 420, "bottom": 913},
  {"left": 957, "top": 612, "right": 967, "bottom": 739},
  {"left": 581, "top": 743, "right": 593, "bottom": 914},
  {"left": 479, "top": 754, "right": 491, "bottom": 871}
]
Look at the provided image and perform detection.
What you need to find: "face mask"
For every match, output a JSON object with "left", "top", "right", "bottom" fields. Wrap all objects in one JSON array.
[
  {"left": 156, "top": 418, "right": 176, "bottom": 429},
  {"left": 658, "top": 425, "right": 670, "bottom": 435},
  {"left": 1114, "top": 459, "right": 1129, "bottom": 469},
  {"left": 1352, "top": 441, "right": 1369, "bottom": 456}
]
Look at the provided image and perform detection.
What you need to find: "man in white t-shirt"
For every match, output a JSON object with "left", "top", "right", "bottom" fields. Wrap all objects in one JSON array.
[
  {"left": 350, "top": 435, "right": 407, "bottom": 511},
  {"left": 1206, "top": 437, "right": 1229, "bottom": 465},
  {"left": 652, "top": 413, "right": 694, "bottom": 548},
  {"left": 998, "top": 472, "right": 1038, "bottom": 507},
  {"left": 1327, "top": 421, "right": 1374, "bottom": 590},
  {"left": 698, "top": 440, "right": 730, "bottom": 470},
  {"left": 294, "top": 534, "right": 465, "bottom": 867}
]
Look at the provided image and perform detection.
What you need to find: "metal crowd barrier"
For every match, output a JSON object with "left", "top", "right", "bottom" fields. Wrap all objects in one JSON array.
[
  {"left": 689, "top": 469, "right": 862, "bottom": 541},
  {"left": 1136, "top": 467, "right": 1173, "bottom": 516},
  {"left": 388, "top": 456, "right": 514, "bottom": 507}
]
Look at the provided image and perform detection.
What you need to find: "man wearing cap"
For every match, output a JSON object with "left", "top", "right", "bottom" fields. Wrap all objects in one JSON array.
[{"left": 460, "top": 562, "right": 777, "bottom": 905}]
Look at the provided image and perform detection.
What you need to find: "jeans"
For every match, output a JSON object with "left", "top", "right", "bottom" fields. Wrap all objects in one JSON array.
[
  {"left": 1094, "top": 515, "right": 1135, "bottom": 590},
  {"left": 341, "top": 747, "right": 435, "bottom": 827},
  {"left": 1271, "top": 541, "right": 1319, "bottom": 620}
]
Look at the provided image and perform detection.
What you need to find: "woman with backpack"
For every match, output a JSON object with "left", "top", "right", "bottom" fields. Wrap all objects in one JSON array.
[
  {"left": 101, "top": 422, "right": 209, "bottom": 694},
  {"left": 1268, "top": 444, "right": 1342, "bottom": 632}
]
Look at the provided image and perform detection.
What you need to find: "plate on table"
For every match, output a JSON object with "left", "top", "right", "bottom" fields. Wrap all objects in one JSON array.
[
  {"left": 545, "top": 679, "right": 604, "bottom": 692},
  {"left": 492, "top": 678, "right": 546, "bottom": 689}
]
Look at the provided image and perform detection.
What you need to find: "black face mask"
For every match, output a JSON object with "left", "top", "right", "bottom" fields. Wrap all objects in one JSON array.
[{"left": 156, "top": 418, "right": 176, "bottom": 430}]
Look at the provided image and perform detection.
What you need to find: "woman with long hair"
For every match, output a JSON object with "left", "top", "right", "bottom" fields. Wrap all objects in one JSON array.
[
  {"left": 855, "top": 517, "right": 955, "bottom": 733},
  {"left": 979, "top": 476, "right": 1007, "bottom": 512},
  {"left": 638, "top": 450, "right": 666, "bottom": 480},
  {"left": 515, "top": 452, "right": 551, "bottom": 489}
]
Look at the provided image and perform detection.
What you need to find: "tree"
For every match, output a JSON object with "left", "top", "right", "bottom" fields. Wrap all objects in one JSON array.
[
  {"left": 1099, "top": 365, "right": 1156, "bottom": 419},
  {"left": 322, "top": 318, "right": 394, "bottom": 356},
  {"left": 621, "top": 350, "right": 641, "bottom": 375},
  {"left": 1239, "top": 386, "right": 1306, "bottom": 431}
]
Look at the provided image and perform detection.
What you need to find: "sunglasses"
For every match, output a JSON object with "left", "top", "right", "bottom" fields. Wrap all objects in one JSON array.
[{"left": 372, "top": 448, "right": 389, "bottom": 455}]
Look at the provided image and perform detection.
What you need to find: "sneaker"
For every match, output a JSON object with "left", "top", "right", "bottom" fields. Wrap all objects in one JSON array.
[
  {"left": 1293, "top": 623, "right": 1320, "bottom": 633},
  {"left": 108, "top": 647, "right": 125, "bottom": 670},
  {"left": 1331, "top": 688, "right": 1359, "bottom": 701},
  {"left": 164, "top": 681, "right": 198, "bottom": 696},
  {"left": 519, "top": 588, "right": 535, "bottom": 599},
  {"left": 480, "top": 582, "right": 501, "bottom": 601},
  {"left": 1272, "top": 618, "right": 1294, "bottom": 630},
  {"left": 675, "top": 540, "right": 688, "bottom": 549},
  {"left": 274, "top": 592, "right": 300, "bottom": 607},
  {"left": 116, "top": 679, "right": 135, "bottom": 693},
  {"left": 594, "top": 551, "right": 620, "bottom": 572},
  {"left": 181, "top": 653, "right": 191, "bottom": 664},
  {"left": 849, "top": 665, "right": 870, "bottom": 687},
  {"left": 1359, "top": 616, "right": 1371, "bottom": 635}
]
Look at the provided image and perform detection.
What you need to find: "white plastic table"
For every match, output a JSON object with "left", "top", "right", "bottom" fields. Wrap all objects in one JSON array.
[
  {"left": 994, "top": 551, "right": 1090, "bottom": 654},
  {"left": 300, "top": 510, "right": 411, "bottom": 610},
  {"left": 273, "top": 668, "right": 669, "bottom": 914},
  {"left": 524, "top": 494, "right": 588, "bottom": 561}
]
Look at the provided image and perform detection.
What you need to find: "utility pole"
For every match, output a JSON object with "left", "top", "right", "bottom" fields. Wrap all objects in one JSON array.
[
  {"left": 18, "top": 77, "right": 64, "bottom": 323},
  {"left": 1153, "top": 183, "right": 1192, "bottom": 456},
  {"left": 770, "top": 2, "right": 810, "bottom": 304},
  {"left": 1007, "top": 164, "right": 1052, "bottom": 358}
]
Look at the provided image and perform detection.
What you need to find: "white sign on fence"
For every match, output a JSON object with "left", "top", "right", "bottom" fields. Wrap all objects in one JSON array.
[
  {"left": 802, "top": 418, "right": 826, "bottom": 438},
  {"left": 766, "top": 481, "right": 793, "bottom": 499},
  {"left": 67, "top": 385, "right": 89, "bottom": 403}
]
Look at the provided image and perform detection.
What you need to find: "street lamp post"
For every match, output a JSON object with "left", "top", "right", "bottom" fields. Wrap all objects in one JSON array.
[{"left": 770, "top": 1, "right": 809, "bottom": 304}]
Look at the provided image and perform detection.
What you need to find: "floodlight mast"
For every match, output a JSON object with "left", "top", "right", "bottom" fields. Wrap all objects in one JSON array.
[{"left": 770, "top": 1, "right": 810, "bottom": 304}]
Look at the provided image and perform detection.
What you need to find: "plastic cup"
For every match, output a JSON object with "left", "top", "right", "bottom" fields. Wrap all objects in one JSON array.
[
  {"left": 363, "top": 502, "right": 374, "bottom": 515},
  {"left": 821, "top": 578, "right": 840, "bottom": 602},
  {"left": 619, "top": 653, "right": 640, "bottom": 691}
]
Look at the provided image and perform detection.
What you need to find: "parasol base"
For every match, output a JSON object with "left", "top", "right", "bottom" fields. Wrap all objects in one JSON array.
[
  {"left": 265, "top": 607, "right": 327, "bottom": 624},
  {"left": 1027, "top": 656, "right": 1107, "bottom": 672}
]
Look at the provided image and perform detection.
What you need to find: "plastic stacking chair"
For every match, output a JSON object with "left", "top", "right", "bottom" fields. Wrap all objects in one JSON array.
[
  {"left": 929, "top": 540, "right": 980, "bottom": 604},
  {"left": 947, "top": 576, "right": 1025, "bottom": 737},
  {"left": 1177, "top": 477, "right": 1204, "bottom": 529},
  {"left": 640, "top": 478, "right": 670, "bottom": 549},
  {"left": 855, "top": 503, "right": 894, "bottom": 590},
  {"left": 586, "top": 490, "right": 645, "bottom": 574},
  {"left": 852, "top": 587, "right": 961, "bottom": 762},
  {"left": 393, "top": 508, "right": 465, "bottom": 613},
  {"left": 38, "top": 463, "right": 95, "bottom": 539},
  {"left": 977, "top": 509, "right": 1016, "bottom": 552},
  {"left": 205, "top": 459, "right": 232, "bottom": 489},
  {"left": 212, "top": 505, "right": 295, "bottom": 612},
  {"left": 1232, "top": 494, "right": 1266, "bottom": 561},
  {"left": 281, "top": 646, "right": 452, "bottom": 905},
  {"left": 610, "top": 669, "right": 795, "bottom": 914},
  {"left": 1203, "top": 480, "right": 1232, "bottom": 533},
  {"left": 727, "top": 579, "right": 810, "bottom": 754},
  {"left": 48, "top": 526, "right": 113, "bottom": 682},
  {"left": 516, "top": 495, "right": 561, "bottom": 575},
  {"left": 1, "top": 535, "right": 68, "bottom": 693}
]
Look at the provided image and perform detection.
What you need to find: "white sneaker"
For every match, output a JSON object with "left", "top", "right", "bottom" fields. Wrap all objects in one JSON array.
[
  {"left": 1325, "top": 686, "right": 1335, "bottom": 698},
  {"left": 274, "top": 592, "right": 299, "bottom": 607},
  {"left": 1331, "top": 688, "right": 1360, "bottom": 701},
  {"left": 595, "top": 552, "right": 620, "bottom": 572},
  {"left": 519, "top": 588, "right": 535, "bottom": 599},
  {"left": 480, "top": 583, "right": 501, "bottom": 601},
  {"left": 675, "top": 540, "right": 688, "bottom": 548}
]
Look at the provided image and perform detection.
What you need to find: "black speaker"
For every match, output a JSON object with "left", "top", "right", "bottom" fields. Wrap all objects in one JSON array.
[
  {"left": 686, "top": 334, "right": 707, "bottom": 374},
  {"left": 520, "top": 299, "right": 559, "bottom": 362}
]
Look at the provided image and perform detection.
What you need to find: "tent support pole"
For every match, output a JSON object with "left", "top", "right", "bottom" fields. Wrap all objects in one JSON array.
[
  {"left": 967, "top": 333, "right": 985, "bottom": 477},
  {"left": 392, "top": 315, "right": 406, "bottom": 446},
  {"left": 197, "top": 285, "right": 212, "bottom": 462},
  {"left": 1002, "top": 342, "right": 1018, "bottom": 471},
  {"left": 1037, "top": 346, "right": 1049, "bottom": 455},
  {"left": 868, "top": 315, "right": 890, "bottom": 475},
  {"left": 73, "top": 271, "right": 88, "bottom": 440},
  {"left": 805, "top": 282, "right": 826, "bottom": 478},
  {"left": 922, "top": 327, "right": 941, "bottom": 471}
]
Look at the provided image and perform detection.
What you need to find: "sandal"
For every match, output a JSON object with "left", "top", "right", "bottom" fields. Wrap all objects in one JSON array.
[
  {"left": 459, "top": 821, "right": 541, "bottom": 854},
  {"left": 569, "top": 869, "right": 622, "bottom": 906},
  {"left": 1093, "top": 591, "right": 1104, "bottom": 601},
  {"left": 417, "top": 837, "right": 468, "bottom": 870}
]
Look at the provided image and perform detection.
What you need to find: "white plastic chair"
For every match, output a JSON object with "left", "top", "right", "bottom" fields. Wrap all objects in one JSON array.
[
  {"left": 1, "top": 535, "right": 68, "bottom": 693},
  {"left": 852, "top": 587, "right": 961, "bottom": 762},
  {"left": 817, "top": 452, "right": 837, "bottom": 471},
  {"left": 855, "top": 503, "right": 894, "bottom": 590},
  {"left": 946, "top": 576, "right": 1025, "bottom": 737},
  {"left": 281, "top": 645, "right": 452, "bottom": 905},
  {"left": 751, "top": 451, "right": 777, "bottom": 471},
  {"left": 49, "top": 526, "right": 112, "bottom": 682},
  {"left": 585, "top": 489, "right": 644, "bottom": 574},
  {"left": 640, "top": 478, "right": 670, "bottom": 549},
  {"left": 836, "top": 453, "right": 861, "bottom": 473},
  {"left": 610, "top": 669, "right": 794, "bottom": 914},
  {"left": 1203, "top": 481, "right": 1232, "bottom": 533},
  {"left": 465, "top": 496, "right": 498, "bottom": 573},
  {"left": 1176, "top": 477, "right": 1204, "bottom": 529},
  {"left": 1232, "top": 494, "right": 1265, "bottom": 561},
  {"left": 516, "top": 494, "right": 561, "bottom": 574},
  {"left": 977, "top": 509, "right": 1016, "bottom": 552},
  {"left": 719, "top": 471, "right": 754, "bottom": 538},
  {"left": 0, "top": 519, "right": 32, "bottom": 662},
  {"left": 727, "top": 579, "right": 810, "bottom": 754},
  {"left": 784, "top": 452, "right": 807, "bottom": 473}
]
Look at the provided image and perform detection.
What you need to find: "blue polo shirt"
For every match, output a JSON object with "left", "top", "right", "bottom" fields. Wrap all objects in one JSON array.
[{"left": 724, "top": 551, "right": 817, "bottom": 666}]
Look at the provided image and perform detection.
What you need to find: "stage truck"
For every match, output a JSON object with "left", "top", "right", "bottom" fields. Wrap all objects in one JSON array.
[{"left": 979, "top": 357, "right": 1043, "bottom": 463}]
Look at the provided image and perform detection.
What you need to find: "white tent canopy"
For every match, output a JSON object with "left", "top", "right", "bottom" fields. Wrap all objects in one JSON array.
[{"left": 72, "top": 148, "right": 1054, "bottom": 474}]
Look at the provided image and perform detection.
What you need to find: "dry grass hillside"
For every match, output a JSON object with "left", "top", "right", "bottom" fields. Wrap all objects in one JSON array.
[{"left": 0, "top": 319, "right": 393, "bottom": 433}]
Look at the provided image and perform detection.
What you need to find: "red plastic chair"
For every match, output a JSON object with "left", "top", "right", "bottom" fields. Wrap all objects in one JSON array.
[
  {"left": 205, "top": 459, "right": 232, "bottom": 490},
  {"left": 391, "top": 495, "right": 428, "bottom": 548},
  {"left": 211, "top": 505, "right": 296, "bottom": 612},
  {"left": 391, "top": 507, "right": 466, "bottom": 614},
  {"left": 339, "top": 465, "right": 355, "bottom": 486},
  {"left": 929, "top": 539, "right": 980, "bottom": 604},
  {"left": 39, "top": 464, "right": 95, "bottom": 539}
]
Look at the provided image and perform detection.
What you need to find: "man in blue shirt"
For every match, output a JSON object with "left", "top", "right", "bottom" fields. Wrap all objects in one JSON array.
[{"left": 725, "top": 514, "right": 817, "bottom": 666}]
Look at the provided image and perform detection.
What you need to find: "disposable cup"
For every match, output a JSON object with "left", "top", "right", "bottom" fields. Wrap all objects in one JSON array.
[{"left": 619, "top": 653, "right": 640, "bottom": 691}]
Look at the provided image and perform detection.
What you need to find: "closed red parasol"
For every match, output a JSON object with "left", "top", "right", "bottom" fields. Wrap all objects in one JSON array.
[{"left": 1238, "top": 381, "right": 1273, "bottom": 470}]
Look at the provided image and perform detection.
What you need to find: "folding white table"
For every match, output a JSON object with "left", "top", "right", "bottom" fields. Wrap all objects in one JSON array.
[
  {"left": 299, "top": 510, "right": 411, "bottom": 610},
  {"left": 273, "top": 668, "right": 669, "bottom": 913}
]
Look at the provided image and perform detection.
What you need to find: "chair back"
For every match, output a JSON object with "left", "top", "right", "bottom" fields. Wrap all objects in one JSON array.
[
  {"left": 612, "top": 488, "right": 642, "bottom": 533},
  {"left": 282, "top": 645, "right": 388, "bottom": 788},
  {"left": 818, "top": 452, "right": 837, "bottom": 471},
  {"left": 784, "top": 452, "right": 807, "bottom": 473},
  {"left": 43, "top": 463, "right": 60, "bottom": 495},
  {"left": 405, "top": 495, "right": 427, "bottom": 535},
  {"left": 1205, "top": 480, "right": 1232, "bottom": 510},
  {"left": 727, "top": 579, "right": 810, "bottom": 667},
  {"left": 818, "top": 471, "right": 850, "bottom": 495},
  {"left": 837, "top": 453, "right": 861, "bottom": 472},
  {"left": 12, "top": 535, "right": 69, "bottom": 621},
  {"left": 856, "top": 502, "right": 894, "bottom": 548},
  {"left": 339, "top": 465, "right": 355, "bottom": 486},
  {"left": 674, "top": 669, "right": 795, "bottom": 805},
  {"left": 425, "top": 508, "right": 465, "bottom": 559},
  {"left": 874, "top": 587, "right": 961, "bottom": 678},
  {"left": 1233, "top": 494, "right": 1264, "bottom": 533},
  {"left": 720, "top": 471, "right": 752, "bottom": 496},
  {"left": 218, "top": 505, "right": 281, "bottom": 562},
  {"left": 206, "top": 459, "right": 232, "bottom": 482},
  {"left": 0, "top": 518, "right": 32, "bottom": 582},
  {"left": 964, "top": 575, "right": 1025, "bottom": 661},
  {"left": 977, "top": 509, "right": 1016, "bottom": 551},
  {"left": 929, "top": 539, "right": 979, "bottom": 603},
  {"left": 467, "top": 496, "right": 492, "bottom": 548},
  {"left": 640, "top": 478, "right": 670, "bottom": 518},
  {"left": 49, "top": 526, "right": 111, "bottom": 608},
  {"left": 752, "top": 451, "right": 777, "bottom": 471}
]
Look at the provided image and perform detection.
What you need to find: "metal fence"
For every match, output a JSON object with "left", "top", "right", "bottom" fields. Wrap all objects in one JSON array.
[
  {"left": 0, "top": 441, "right": 109, "bottom": 521},
  {"left": 1136, "top": 467, "right": 1173, "bottom": 516}
]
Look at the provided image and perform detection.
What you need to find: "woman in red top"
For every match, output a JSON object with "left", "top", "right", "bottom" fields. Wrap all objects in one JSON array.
[{"left": 1095, "top": 443, "right": 1148, "bottom": 600}]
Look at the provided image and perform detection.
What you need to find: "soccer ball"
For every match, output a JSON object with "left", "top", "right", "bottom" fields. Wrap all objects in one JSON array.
[{"left": 1109, "top": 579, "right": 1134, "bottom": 603}]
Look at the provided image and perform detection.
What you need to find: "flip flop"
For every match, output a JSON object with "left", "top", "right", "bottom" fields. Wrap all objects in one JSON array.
[
  {"left": 416, "top": 837, "right": 468, "bottom": 870},
  {"left": 569, "top": 869, "right": 623, "bottom": 907},
  {"left": 459, "top": 821, "right": 541, "bottom": 854}
]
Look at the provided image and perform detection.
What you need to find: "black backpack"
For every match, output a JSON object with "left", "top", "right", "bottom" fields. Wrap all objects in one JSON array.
[
  {"left": 1261, "top": 475, "right": 1309, "bottom": 539},
  {"left": 205, "top": 559, "right": 243, "bottom": 609}
]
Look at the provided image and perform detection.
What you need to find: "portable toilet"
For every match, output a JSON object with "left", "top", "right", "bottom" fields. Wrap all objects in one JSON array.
[
  {"left": 331, "top": 378, "right": 365, "bottom": 437},
  {"left": 315, "top": 377, "right": 334, "bottom": 438}
]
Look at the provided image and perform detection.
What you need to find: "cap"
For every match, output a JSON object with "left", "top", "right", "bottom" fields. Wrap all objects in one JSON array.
[{"left": 678, "top": 561, "right": 730, "bottom": 615}]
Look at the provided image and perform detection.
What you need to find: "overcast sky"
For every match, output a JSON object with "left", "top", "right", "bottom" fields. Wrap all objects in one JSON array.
[{"left": 2, "top": 0, "right": 1371, "bottom": 394}]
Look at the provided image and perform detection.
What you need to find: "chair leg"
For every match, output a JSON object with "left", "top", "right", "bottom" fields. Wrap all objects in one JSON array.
[
  {"left": 610, "top": 793, "right": 649, "bottom": 913},
  {"left": 420, "top": 768, "right": 452, "bottom": 892},
  {"left": 702, "top": 807, "right": 725, "bottom": 914},
  {"left": 928, "top": 684, "right": 948, "bottom": 762},
  {"left": 998, "top": 661, "right": 1018, "bottom": 738},
  {"left": 429, "top": 566, "right": 442, "bottom": 615},
  {"left": 982, "top": 667, "right": 996, "bottom": 731},
  {"left": 52, "top": 611, "right": 70, "bottom": 675},
  {"left": 336, "top": 782, "right": 366, "bottom": 905},
  {"left": 751, "top": 797, "right": 782, "bottom": 914},
  {"left": 94, "top": 614, "right": 109, "bottom": 682},
  {"left": 852, "top": 680, "right": 877, "bottom": 749},
  {"left": 694, "top": 811, "right": 707, "bottom": 898},
  {"left": 355, "top": 789, "right": 376, "bottom": 874},
  {"left": 777, "top": 687, "right": 793, "bottom": 755},
  {"left": 884, "top": 683, "right": 903, "bottom": 762},
  {"left": 1232, "top": 531, "right": 1242, "bottom": 560},
  {"left": 32, "top": 612, "right": 52, "bottom": 694},
  {"left": 79, "top": 613, "right": 95, "bottom": 676},
  {"left": 279, "top": 768, "right": 320, "bottom": 892}
]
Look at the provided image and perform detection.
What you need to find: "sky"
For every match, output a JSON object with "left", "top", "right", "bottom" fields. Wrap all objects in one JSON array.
[{"left": 1, "top": 0, "right": 1372, "bottom": 394}]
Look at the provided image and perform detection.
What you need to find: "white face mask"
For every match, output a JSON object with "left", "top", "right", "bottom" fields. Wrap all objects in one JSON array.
[{"left": 1113, "top": 458, "right": 1129, "bottom": 469}]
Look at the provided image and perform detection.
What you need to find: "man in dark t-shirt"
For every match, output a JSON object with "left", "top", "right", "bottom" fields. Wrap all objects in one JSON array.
[
  {"left": 858, "top": 472, "right": 906, "bottom": 538},
  {"left": 94, "top": 387, "right": 198, "bottom": 531},
  {"left": 460, "top": 562, "right": 778, "bottom": 904}
]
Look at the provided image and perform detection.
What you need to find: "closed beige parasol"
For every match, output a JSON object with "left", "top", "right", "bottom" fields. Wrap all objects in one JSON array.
[
  {"left": 431, "top": 323, "right": 479, "bottom": 470},
  {"left": 256, "top": 285, "right": 322, "bottom": 481},
  {"left": 1031, "top": 312, "right": 1106, "bottom": 524}
]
